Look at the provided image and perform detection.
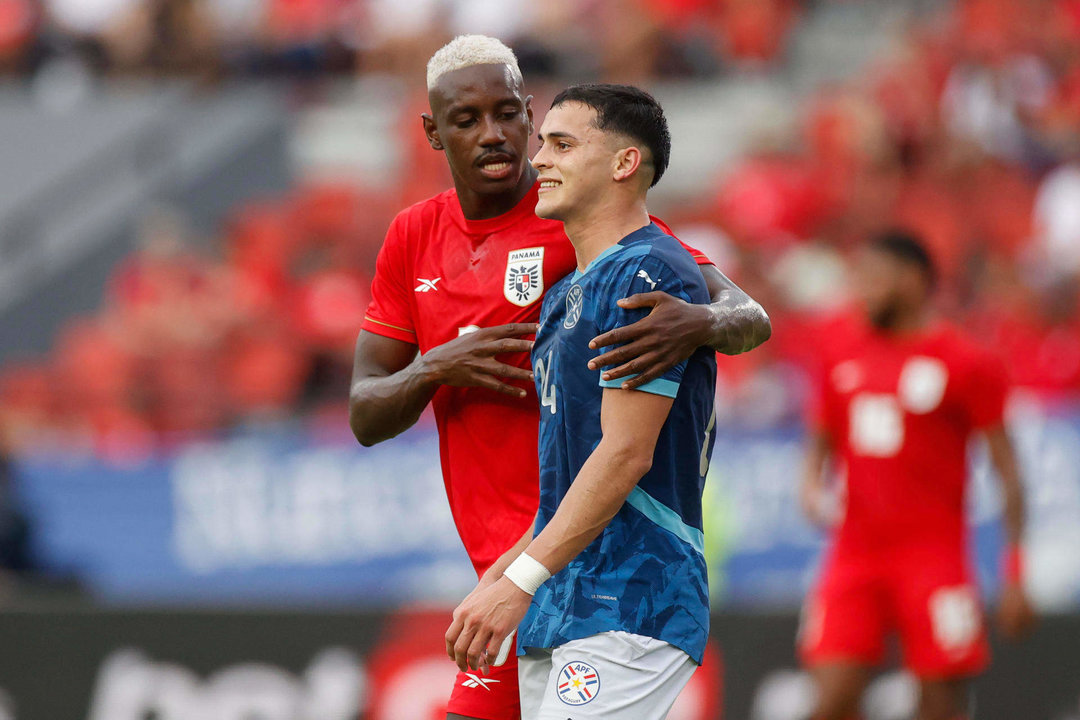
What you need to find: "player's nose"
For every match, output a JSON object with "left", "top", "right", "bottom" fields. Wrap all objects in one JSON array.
[{"left": 478, "top": 114, "right": 506, "bottom": 145}]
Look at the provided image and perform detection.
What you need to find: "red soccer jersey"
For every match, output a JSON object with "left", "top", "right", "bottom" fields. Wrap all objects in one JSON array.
[
  {"left": 362, "top": 183, "right": 711, "bottom": 575},
  {"left": 812, "top": 320, "right": 1008, "bottom": 552}
]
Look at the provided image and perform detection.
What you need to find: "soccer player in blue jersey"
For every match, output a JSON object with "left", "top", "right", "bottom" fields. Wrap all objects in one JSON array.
[{"left": 444, "top": 84, "right": 717, "bottom": 719}]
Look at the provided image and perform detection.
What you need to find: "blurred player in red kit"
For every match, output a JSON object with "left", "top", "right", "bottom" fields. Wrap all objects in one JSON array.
[
  {"left": 348, "top": 35, "right": 770, "bottom": 720},
  {"left": 799, "top": 230, "right": 1035, "bottom": 720}
]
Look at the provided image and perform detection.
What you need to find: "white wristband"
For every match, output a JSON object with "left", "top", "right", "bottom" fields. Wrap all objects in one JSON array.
[{"left": 503, "top": 553, "right": 550, "bottom": 596}]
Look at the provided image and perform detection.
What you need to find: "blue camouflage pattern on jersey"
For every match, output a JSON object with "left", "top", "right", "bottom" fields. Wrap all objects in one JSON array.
[{"left": 520, "top": 223, "right": 717, "bottom": 663}]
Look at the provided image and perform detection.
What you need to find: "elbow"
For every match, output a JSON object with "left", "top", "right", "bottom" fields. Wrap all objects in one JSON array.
[
  {"left": 754, "top": 305, "right": 773, "bottom": 346},
  {"left": 348, "top": 397, "right": 380, "bottom": 447},
  {"left": 608, "top": 443, "right": 654, "bottom": 481}
]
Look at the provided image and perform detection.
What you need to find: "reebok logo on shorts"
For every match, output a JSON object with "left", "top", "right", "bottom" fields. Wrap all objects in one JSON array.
[
  {"left": 557, "top": 661, "right": 600, "bottom": 705},
  {"left": 460, "top": 673, "right": 500, "bottom": 691}
]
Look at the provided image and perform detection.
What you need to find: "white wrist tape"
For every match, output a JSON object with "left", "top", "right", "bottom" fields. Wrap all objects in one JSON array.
[{"left": 503, "top": 553, "right": 550, "bottom": 596}]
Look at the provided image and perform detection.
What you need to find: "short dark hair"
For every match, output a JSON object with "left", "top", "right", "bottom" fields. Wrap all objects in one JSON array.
[
  {"left": 550, "top": 83, "right": 671, "bottom": 187},
  {"left": 869, "top": 229, "right": 937, "bottom": 287}
]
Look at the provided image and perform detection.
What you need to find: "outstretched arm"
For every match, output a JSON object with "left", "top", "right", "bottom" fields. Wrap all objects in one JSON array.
[
  {"left": 444, "top": 387, "right": 673, "bottom": 672},
  {"left": 984, "top": 424, "right": 1036, "bottom": 639},
  {"left": 349, "top": 324, "right": 537, "bottom": 446},
  {"left": 588, "top": 263, "right": 771, "bottom": 389},
  {"left": 800, "top": 429, "right": 837, "bottom": 528}
]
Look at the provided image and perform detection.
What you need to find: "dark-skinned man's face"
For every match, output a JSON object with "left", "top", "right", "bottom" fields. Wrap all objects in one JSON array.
[{"left": 423, "top": 63, "right": 534, "bottom": 197}]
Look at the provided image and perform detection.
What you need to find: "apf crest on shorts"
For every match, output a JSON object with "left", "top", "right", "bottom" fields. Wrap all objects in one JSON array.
[
  {"left": 556, "top": 661, "right": 600, "bottom": 706},
  {"left": 505, "top": 247, "right": 545, "bottom": 307}
]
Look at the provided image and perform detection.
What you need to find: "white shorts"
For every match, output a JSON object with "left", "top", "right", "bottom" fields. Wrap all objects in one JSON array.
[{"left": 518, "top": 631, "right": 697, "bottom": 720}]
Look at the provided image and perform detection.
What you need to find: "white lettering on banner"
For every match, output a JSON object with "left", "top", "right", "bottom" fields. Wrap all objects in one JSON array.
[
  {"left": 171, "top": 438, "right": 460, "bottom": 573},
  {"left": 87, "top": 648, "right": 364, "bottom": 720}
]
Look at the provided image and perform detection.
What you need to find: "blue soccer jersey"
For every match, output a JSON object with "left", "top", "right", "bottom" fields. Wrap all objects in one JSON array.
[{"left": 519, "top": 222, "right": 717, "bottom": 664}]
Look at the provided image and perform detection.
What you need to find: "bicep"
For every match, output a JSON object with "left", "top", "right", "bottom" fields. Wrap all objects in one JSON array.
[
  {"left": 699, "top": 263, "right": 740, "bottom": 303},
  {"left": 599, "top": 387, "right": 675, "bottom": 453},
  {"left": 352, "top": 330, "right": 419, "bottom": 380}
]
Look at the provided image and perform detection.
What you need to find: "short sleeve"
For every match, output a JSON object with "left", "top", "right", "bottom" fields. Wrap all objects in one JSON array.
[
  {"left": 965, "top": 350, "right": 1009, "bottom": 429},
  {"left": 361, "top": 214, "right": 418, "bottom": 344},
  {"left": 649, "top": 215, "right": 713, "bottom": 266},
  {"left": 595, "top": 255, "right": 690, "bottom": 398}
]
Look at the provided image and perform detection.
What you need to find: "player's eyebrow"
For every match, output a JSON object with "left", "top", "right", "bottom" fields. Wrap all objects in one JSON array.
[{"left": 538, "top": 131, "right": 578, "bottom": 144}]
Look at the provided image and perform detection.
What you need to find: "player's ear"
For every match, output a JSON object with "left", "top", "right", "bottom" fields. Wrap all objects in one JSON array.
[
  {"left": 525, "top": 95, "right": 535, "bottom": 135},
  {"left": 422, "top": 113, "right": 444, "bottom": 151},
  {"left": 612, "top": 146, "right": 643, "bottom": 183}
]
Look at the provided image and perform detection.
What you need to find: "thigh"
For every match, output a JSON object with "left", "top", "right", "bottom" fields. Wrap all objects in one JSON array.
[
  {"left": 800, "top": 552, "right": 888, "bottom": 668},
  {"left": 518, "top": 647, "right": 553, "bottom": 720},
  {"left": 447, "top": 650, "right": 523, "bottom": 720},
  {"left": 532, "top": 632, "right": 696, "bottom": 720},
  {"left": 892, "top": 548, "right": 988, "bottom": 679}
]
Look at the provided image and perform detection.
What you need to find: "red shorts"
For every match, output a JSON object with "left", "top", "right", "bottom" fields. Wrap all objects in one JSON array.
[
  {"left": 799, "top": 542, "right": 989, "bottom": 678},
  {"left": 446, "top": 648, "right": 521, "bottom": 720}
]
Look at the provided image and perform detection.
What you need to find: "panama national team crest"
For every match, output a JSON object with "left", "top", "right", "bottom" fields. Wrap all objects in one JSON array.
[
  {"left": 564, "top": 284, "right": 584, "bottom": 329},
  {"left": 557, "top": 661, "right": 600, "bottom": 706},
  {"left": 505, "top": 247, "right": 545, "bottom": 307}
]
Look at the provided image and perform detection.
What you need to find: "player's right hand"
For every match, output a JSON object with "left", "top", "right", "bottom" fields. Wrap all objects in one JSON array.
[
  {"left": 420, "top": 323, "right": 538, "bottom": 398},
  {"left": 800, "top": 475, "right": 836, "bottom": 529},
  {"left": 997, "top": 583, "right": 1036, "bottom": 640}
]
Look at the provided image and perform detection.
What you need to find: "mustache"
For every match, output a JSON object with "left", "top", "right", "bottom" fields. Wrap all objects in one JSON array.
[{"left": 475, "top": 149, "right": 515, "bottom": 165}]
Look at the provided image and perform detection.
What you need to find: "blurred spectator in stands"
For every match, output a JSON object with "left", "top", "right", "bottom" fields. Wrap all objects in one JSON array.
[
  {"left": 0, "top": 0, "right": 39, "bottom": 73},
  {"left": 1033, "top": 156, "right": 1080, "bottom": 280}
]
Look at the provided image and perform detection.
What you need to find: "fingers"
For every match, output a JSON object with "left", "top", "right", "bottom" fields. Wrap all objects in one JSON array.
[
  {"left": 489, "top": 338, "right": 535, "bottom": 355},
  {"left": 588, "top": 338, "right": 656, "bottom": 373},
  {"left": 475, "top": 374, "right": 530, "bottom": 398},
  {"left": 445, "top": 615, "right": 464, "bottom": 661},
  {"left": 467, "top": 627, "right": 495, "bottom": 675},
  {"left": 614, "top": 292, "right": 664, "bottom": 310},
  {"left": 593, "top": 351, "right": 666, "bottom": 389},
  {"left": 589, "top": 325, "right": 633, "bottom": 352},
  {"left": 452, "top": 623, "right": 480, "bottom": 672},
  {"left": 485, "top": 323, "right": 540, "bottom": 338},
  {"left": 483, "top": 359, "right": 534, "bottom": 382}
]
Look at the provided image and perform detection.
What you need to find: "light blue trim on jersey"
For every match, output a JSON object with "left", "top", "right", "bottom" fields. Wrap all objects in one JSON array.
[
  {"left": 625, "top": 486, "right": 705, "bottom": 555},
  {"left": 571, "top": 243, "right": 626, "bottom": 282},
  {"left": 599, "top": 374, "right": 681, "bottom": 398}
]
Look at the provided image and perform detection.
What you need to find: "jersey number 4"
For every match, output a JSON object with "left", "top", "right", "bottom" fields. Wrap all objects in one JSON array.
[{"left": 535, "top": 350, "right": 557, "bottom": 415}]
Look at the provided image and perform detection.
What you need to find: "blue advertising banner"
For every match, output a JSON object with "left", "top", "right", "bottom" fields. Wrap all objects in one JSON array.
[{"left": 14, "top": 403, "right": 1080, "bottom": 608}]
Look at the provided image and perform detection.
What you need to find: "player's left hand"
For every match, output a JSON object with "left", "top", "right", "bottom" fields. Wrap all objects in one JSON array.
[
  {"left": 446, "top": 576, "right": 531, "bottom": 674},
  {"left": 997, "top": 582, "right": 1036, "bottom": 640},
  {"left": 588, "top": 292, "right": 712, "bottom": 390}
]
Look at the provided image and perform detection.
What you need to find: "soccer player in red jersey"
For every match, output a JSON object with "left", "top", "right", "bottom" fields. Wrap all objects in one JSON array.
[
  {"left": 349, "top": 35, "right": 770, "bottom": 720},
  {"left": 799, "top": 230, "right": 1035, "bottom": 720}
]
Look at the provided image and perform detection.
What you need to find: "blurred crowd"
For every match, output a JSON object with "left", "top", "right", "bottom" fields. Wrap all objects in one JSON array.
[
  {"left": 2, "top": 0, "right": 1080, "bottom": 461},
  {"left": 0, "top": 0, "right": 801, "bottom": 82}
]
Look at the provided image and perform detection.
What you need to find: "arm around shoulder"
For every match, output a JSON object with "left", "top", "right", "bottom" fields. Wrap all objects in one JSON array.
[{"left": 700, "top": 263, "right": 771, "bottom": 355}]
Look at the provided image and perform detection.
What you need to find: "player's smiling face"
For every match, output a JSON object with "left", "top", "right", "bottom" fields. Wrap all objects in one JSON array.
[
  {"left": 424, "top": 64, "right": 534, "bottom": 197},
  {"left": 532, "top": 102, "right": 614, "bottom": 222}
]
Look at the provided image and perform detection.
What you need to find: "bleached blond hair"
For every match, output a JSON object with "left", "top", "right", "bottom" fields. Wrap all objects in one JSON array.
[{"left": 426, "top": 35, "right": 523, "bottom": 91}]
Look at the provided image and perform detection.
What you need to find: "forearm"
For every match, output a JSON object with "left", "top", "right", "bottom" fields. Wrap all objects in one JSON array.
[
  {"left": 483, "top": 520, "right": 536, "bottom": 582},
  {"left": 349, "top": 358, "right": 439, "bottom": 446},
  {"left": 524, "top": 440, "right": 650, "bottom": 574},
  {"left": 988, "top": 428, "right": 1025, "bottom": 545},
  {"left": 705, "top": 287, "right": 772, "bottom": 356}
]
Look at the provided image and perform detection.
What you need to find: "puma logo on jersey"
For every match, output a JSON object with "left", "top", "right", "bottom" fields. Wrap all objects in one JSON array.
[
  {"left": 414, "top": 278, "right": 441, "bottom": 292},
  {"left": 461, "top": 673, "right": 501, "bottom": 691},
  {"left": 636, "top": 269, "right": 658, "bottom": 289}
]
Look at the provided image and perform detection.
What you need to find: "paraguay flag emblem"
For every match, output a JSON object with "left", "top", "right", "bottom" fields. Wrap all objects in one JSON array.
[
  {"left": 504, "top": 247, "right": 544, "bottom": 307},
  {"left": 556, "top": 661, "right": 600, "bottom": 706}
]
